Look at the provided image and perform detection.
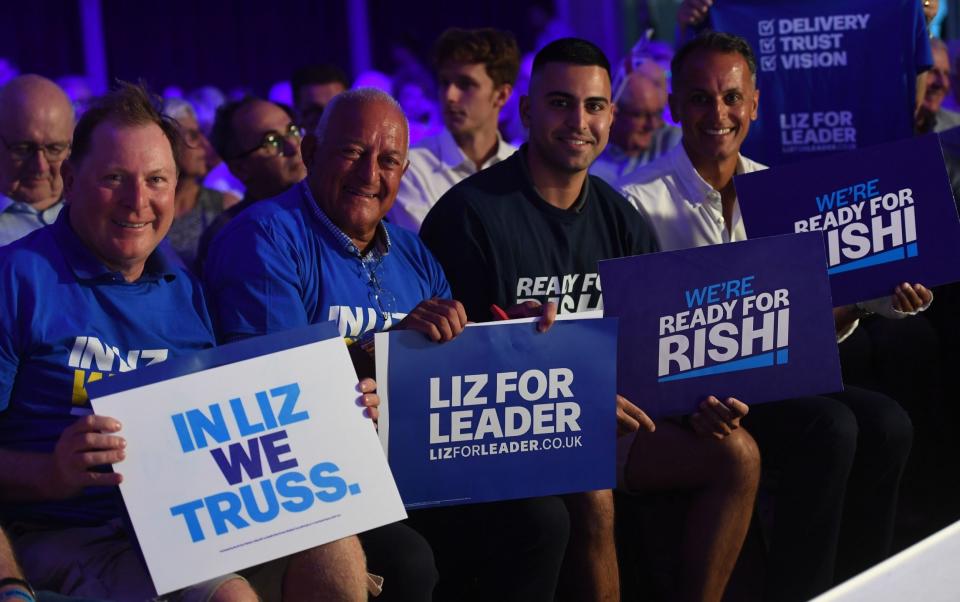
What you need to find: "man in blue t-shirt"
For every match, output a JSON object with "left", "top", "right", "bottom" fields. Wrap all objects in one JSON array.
[
  {"left": 205, "top": 87, "right": 573, "bottom": 602},
  {"left": 0, "top": 82, "right": 378, "bottom": 602}
]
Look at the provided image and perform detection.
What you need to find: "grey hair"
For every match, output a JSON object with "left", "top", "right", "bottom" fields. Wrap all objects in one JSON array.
[
  {"left": 162, "top": 97, "right": 197, "bottom": 123},
  {"left": 312, "top": 86, "right": 409, "bottom": 149}
]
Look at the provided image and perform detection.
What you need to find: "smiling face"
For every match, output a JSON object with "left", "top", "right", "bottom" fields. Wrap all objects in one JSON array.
[
  {"left": 304, "top": 97, "right": 408, "bottom": 247},
  {"left": 521, "top": 62, "right": 613, "bottom": 176},
  {"left": 65, "top": 121, "right": 177, "bottom": 281},
  {"left": 670, "top": 49, "right": 759, "bottom": 169}
]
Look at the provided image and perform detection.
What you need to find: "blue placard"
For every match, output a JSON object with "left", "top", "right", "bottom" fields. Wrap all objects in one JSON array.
[
  {"left": 735, "top": 135, "right": 960, "bottom": 306},
  {"left": 599, "top": 232, "right": 841, "bottom": 418},
  {"left": 710, "top": 0, "right": 929, "bottom": 166},
  {"left": 376, "top": 318, "right": 618, "bottom": 508}
]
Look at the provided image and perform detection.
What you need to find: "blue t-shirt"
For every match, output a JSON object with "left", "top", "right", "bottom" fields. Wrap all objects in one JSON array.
[
  {"left": 0, "top": 209, "right": 216, "bottom": 525},
  {"left": 204, "top": 181, "right": 451, "bottom": 342},
  {"left": 709, "top": 0, "right": 931, "bottom": 165}
]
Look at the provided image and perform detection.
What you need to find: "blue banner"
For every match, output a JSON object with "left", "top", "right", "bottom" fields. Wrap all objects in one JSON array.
[
  {"left": 599, "top": 233, "right": 841, "bottom": 418},
  {"left": 735, "top": 135, "right": 960, "bottom": 306},
  {"left": 710, "top": 0, "right": 930, "bottom": 166},
  {"left": 376, "top": 318, "right": 618, "bottom": 508}
]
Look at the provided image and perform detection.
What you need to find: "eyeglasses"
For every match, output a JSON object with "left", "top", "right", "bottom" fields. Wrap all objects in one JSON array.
[
  {"left": 233, "top": 123, "right": 303, "bottom": 158},
  {"left": 1, "top": 136, "right": 71, "bottom": 162}
]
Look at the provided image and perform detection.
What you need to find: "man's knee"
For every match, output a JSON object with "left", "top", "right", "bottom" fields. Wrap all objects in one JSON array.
[
  {"left": 716, "top": 428, "right": 761, "bottom": 491},
  {"left": 503, "top": 496, "right": 571, "bottom": 553}
]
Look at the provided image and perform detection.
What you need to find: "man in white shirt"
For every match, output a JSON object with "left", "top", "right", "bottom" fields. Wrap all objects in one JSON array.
[
  {"left": 387, "top": 28, "right": 518, "bottom": 232},
  {"left": 620, "top": 32, "right": 924, "bottom": 601}
]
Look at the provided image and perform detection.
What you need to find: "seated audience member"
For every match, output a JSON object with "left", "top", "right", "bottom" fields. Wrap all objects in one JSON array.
[
  {"left": 0, "top": 82, "right": 380, "bottom": 601},
  {"left": 291, "top": 64, "right": 348, "bottom": 135},
  {"left": 917, "top": 37, "right": 960, "bottom": 133},
  {"left": 162, "top": 97, "right": 238, "bottom": 268},
  {"left": 590, "top": 53, "right": 680, "bottom": 184},
  {"left": 387, "top": 27, "right": 519, "bottom": 232},
  {"left": 620, "top": 32, "right": 923, "bottom": 601},
  {"left": 0, "top": 75, "right": 73, "bottom": 246},
  {"left": 194, "top": 97, "right": 307, "bottom": 271},
  {"left": 204, "top": 87, "right": 570, "bottom": 602},
  {"left": 421, "top": 38, "right": 760, "bottom": 602}
]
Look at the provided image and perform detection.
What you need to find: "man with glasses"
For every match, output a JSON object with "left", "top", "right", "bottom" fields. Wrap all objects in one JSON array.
[
  {"left": 0, "top": 75, "right": 74, "bottom": 246},
  {"left": 194, "top": 97, "right": 307, "bottom": 271},
  {"left": 590, "top": 61, "right": 680, "bottom": 185},
  {"left": 204, "top": 87, "right": 571, "bottom": 601}
]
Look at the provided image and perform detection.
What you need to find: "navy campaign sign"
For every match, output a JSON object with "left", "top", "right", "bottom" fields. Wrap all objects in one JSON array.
[
  {"left": 710, "top": 0, "right": 930, "bottom": 166},
  {"left": 599, "top": 233, "right": 841, "bottom": 418},
  {"left": 375, "top": 318, "right": 617, "bottom": 508},
  {"left": 735, "top": 135, "right": 960, "bottom": 306}
]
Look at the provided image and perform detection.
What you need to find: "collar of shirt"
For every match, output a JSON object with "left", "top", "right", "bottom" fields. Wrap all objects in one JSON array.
[
  {"left": 518, "top": 144, "right": 590, "bottom": 213},
  {"left": 668, "top": 143, "right": 761, "bottom": 232},
  {"left": 50, "top": 206, "right": 175, "bottom": 283},
  {"left": 0, "top": 195, "right": 64, "bottom": 224},
  {"left": 299, "top": 180, "right": 391, "bottom": 262},
  {"left": 436, "top": 127, "right": 515, "bottom": 174}
]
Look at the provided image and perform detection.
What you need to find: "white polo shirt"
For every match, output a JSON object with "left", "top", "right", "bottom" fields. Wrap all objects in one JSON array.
[{"left": 387, "top": 128, "right": 516, "bottom": 232}]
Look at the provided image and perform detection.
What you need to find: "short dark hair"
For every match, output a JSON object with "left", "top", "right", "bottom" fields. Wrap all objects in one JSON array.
[
  {"left": 433, "top": 28, "right": 520, "bottom": 88},
  {"left": 291, "top": 64, "right": 349, "bottom": 103},
  {"left": 671, "top": 32, "right": 757, "bottom": 89},
  {"left": 210, "top": 97, "right": 296, "bottom": 160},
  {"left": 71, "top": 81, "right": 182, "bottom": 167},
  {"left": 532, "top": 37, "right": 611, "bottom": 79}
]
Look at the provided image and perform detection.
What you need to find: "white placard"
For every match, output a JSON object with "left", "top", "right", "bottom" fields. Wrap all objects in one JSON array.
[{"left": 90, "top": 334, "right": 405, "bottom": 595}]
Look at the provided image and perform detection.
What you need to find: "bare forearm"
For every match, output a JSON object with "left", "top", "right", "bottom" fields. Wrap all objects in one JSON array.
[{"left": 0, "top": 448, "right": 59, "bottom": 502}]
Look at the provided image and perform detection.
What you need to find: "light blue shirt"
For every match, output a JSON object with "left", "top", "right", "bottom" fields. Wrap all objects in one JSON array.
[{"left": 0, "top": 194, "right": 64, "bottom": 246}]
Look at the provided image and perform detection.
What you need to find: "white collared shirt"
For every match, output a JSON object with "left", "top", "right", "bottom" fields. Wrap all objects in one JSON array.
[
  {"left": 387, "top": 128, "right": 516, "bottom": 232},
  {"left": 618, "top": 143, "right": 766, "bottom": 251}
]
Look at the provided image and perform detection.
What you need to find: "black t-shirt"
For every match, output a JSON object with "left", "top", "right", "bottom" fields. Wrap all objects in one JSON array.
[{"left": 421, "top": 149, "right": 659, "bottom": 322}]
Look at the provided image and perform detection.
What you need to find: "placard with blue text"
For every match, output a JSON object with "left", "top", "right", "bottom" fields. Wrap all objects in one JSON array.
[
  {"left": 710, "top": 0, "right": 930, "bottom": 166},
  {"left": 599, "top": 233, "right": 841, "bottom": 418},
  {"left": 87, "top": 322, "right": 405, "bottom": 595},
  {"left": 375, "top": 318, "right": 617, "bottom": 508},
  {"left": 735, "top": 135, "right": 960, "bottom": 306}
]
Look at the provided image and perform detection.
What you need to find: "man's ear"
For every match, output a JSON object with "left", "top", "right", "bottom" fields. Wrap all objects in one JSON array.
[
  {"left": 494, "top": 83, "right": 513, "bottom": 109},
  {"left": 519, "top": 95, "right": 531, "bottom": 129},
  {"left": 301, "top": 133, "right": 317, "bottom": 171}
]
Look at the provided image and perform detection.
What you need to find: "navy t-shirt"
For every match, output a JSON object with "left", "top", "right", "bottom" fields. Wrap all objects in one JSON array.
[{"left": 0, "top": 209, "right": 216, "bottom": 525}]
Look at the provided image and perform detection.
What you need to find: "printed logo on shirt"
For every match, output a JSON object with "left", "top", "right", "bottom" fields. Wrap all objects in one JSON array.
[
  {"left": 516, "top": 273, "right": 602, "bottom": 314},
  {"left": 753, "top": 13, "right": 870, "bottom": 155},
  {"left": 327, "top": 306, "right": 408, "bottom": 343},
  {"left": 67, "top": 336, "right": 169, "bottom": 407}
]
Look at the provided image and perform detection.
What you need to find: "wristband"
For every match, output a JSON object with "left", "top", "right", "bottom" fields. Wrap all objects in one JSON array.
[{"left": 0, "top": 578, "right": 35, "bottom": 602}]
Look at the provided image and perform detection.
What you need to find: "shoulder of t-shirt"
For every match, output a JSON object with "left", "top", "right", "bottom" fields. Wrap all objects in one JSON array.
[
  {"left": 212, "top": 187, "right": 305, "bottom": 247},
  {"left": 434, "top": 155, "right": 521, "bottom": 210},
  {"left": 0, "top": 225, "right": 60, "bottom": 277}
]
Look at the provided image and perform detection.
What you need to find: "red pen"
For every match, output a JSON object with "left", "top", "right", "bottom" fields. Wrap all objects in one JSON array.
[{"left": 490, "top": 304, "right": 510, "bottom": 321}]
